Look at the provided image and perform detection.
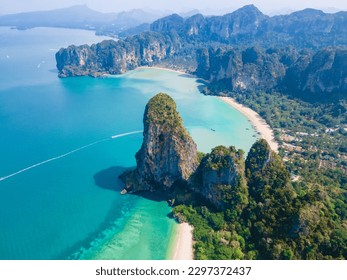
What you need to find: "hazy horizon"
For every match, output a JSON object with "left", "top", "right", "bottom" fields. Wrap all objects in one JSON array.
[{"left": 0, "top": 0, "right": 346, "bottom": 16}]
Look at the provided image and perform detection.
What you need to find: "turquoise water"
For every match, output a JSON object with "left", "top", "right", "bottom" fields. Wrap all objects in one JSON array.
[{"left": 0, "top": 27, "right": 257, "bottom": 260}]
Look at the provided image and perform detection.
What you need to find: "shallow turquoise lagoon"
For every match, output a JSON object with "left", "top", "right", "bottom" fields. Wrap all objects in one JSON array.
[{"left": 0, "top": 27, "right": 257, "bottom": 259}]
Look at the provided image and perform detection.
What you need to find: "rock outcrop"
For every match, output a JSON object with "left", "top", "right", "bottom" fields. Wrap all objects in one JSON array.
[
  {"left": 193, "top": 146, "right": 248, "bottom": 211},
  {"left": 121, "top": 93, "right": 198, "bottom": 192},
  {"left": 121, "top": 94, "right": 286, "bottom": 213},
  {"left": 56, "top": 32, "right": 181, "bottom": 77},
  {"left": 196, "top": 46, "right": 347, "bottom": 98},
  {"left": 283, "top": 47, "right": 347, "bottom": 97},
  {"left": 196, "top": 46, "right": 288, "bottom": 93}
]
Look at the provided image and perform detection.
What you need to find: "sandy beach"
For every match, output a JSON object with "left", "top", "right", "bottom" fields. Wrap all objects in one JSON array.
[
  {"left": 171, "top": 223, "right": 194, "bottom": 260},
  {"left": 137, "top": 66, "right": 193, "bottom": 77},
  {"left": 219, "top": 96, "right": 279, "bottom": 153}
]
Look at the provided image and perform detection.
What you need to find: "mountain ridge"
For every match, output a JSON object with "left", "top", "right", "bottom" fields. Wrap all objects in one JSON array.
[
  {"left": 150, "top": 5, "right": 347, "bottom": 48},
  {"left": 55, "top": 5, "right": 347, "bottom": 100},
  {"left": 0, "top": 5, "right": 166, "bottom": 35}
]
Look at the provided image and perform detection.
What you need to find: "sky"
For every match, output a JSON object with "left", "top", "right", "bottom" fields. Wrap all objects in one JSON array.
[{"left": 0, "top": 0, "right": 346, "bottom": 15}]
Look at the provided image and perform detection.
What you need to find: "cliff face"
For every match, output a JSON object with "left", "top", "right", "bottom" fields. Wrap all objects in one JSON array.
[
  {"left": 121, "top": 93, "right": 198, "bottom": 192},
  {"left": 196, "top": 46, "right": 288, "bottom": 92},
  {"left": 120, "top": 94, "right": 288, "bottom": 213},
  {"left": 151, "top": 14, "right": 185, "bottom": 33},
  {"left": 56, "top": 32, "right": 181, "bottom": 77},
  {"left": 194, "top": 146, "right": 248, "bottom": 211},
  {"left": 197, "top": 46, "right": 347, "bottom": 98},
  {"left": 284, "top": 47, "right": 347, "bottom": 97}
]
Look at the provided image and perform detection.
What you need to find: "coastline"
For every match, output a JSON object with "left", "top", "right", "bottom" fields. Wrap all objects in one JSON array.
[
  {"left": 219, "top": 96, "right": 279, "bottom": 153},
  {"left": 136, "top": 66, "right": 278, "bottom": 259},
  {"left": 136, "top": 66, "right": 194, "bottom": 77},
  {"left": 135, "top": 67, "right": 278, "bottom": 153},
  {"left": 170, "top": 222, "right": 194, "bottom": 260}
]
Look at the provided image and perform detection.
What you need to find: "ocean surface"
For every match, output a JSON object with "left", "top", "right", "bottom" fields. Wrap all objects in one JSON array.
[{"left": 0, "top": 27, "right": 257, "bottom": 259}]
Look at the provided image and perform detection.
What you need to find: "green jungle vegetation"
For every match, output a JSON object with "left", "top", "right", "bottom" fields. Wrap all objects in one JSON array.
[{"left": 173, "top": 90, "right": 347, "bottom": 260}]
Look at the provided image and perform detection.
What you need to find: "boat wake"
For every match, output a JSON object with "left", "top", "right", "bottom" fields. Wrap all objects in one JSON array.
[
  {"left": 0, "top": 130, "right": 142, "bottom": 182},
  {"left": 111, "top": 130, "right": 142, "bottom": 139}
]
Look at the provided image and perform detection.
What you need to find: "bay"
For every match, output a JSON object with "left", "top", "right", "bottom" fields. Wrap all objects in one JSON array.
[{"left": 0, "top": 27, "right": 257, "bottom": 259}]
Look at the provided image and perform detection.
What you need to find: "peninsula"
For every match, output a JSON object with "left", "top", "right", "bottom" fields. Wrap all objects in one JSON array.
[{"left": 120, "top": 93, "right": 346, "bottom": 259}]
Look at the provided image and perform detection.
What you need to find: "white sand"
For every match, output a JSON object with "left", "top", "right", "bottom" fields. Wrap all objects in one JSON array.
[
  {"left": 172, "top": 223, "right": 194, "bottom": 260},
  {"left": 136, "top": 66, "right": 193, "bottom": 76},
  {"left": 219, "top": 96, "right": 279, "bottom": 153}
]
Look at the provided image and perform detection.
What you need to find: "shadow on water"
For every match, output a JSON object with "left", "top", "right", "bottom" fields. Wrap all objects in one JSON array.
[
  {"left": 94, "top": 164, "right": 171, "bottom": 202},
  {"left": 93, "top": 166, "right": 129, "bottom": 192},
  {"left": 93, "top": 166, "right": 171, "bottom": 203},
  {"left": 131, "top": 191, "right": 176, "bottom": 221},
  {"left": 57, "top": 166, "right": 178, "bottom": 259}
]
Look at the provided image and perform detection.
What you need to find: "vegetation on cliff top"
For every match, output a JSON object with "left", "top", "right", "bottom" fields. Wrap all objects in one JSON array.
[
  {"left": 145, "top": 93, "right": 182, "bottom": 126},
  {"left": 203, "top": 145, "right": 244, "bottom": 171},
  {"left": 144, "top": 93, "right": 193, "bottom": 143},
  {"left": 194, "top": 145, "right": 248, "bottom": 214}
]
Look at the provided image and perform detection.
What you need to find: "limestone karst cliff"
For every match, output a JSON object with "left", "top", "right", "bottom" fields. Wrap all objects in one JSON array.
[
  {"left": 193, "top": 145, "right": 248, "bottom": 212},
  {"left": 56, "top": 32, "right": 181, "bottom": 77},
  {"left": 120, "top": 93, "right": 278, "bottom": 213},
  {"left": 196, "top": 46, "right": 347, "bottom": 97},
  {"left": 121, "top": 93, "right": 198, "bottom": 192}
]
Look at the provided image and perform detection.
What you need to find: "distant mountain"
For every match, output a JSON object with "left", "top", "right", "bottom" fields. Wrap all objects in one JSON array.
[
  {"left": 0, "top": 5, "right": 166, "bottom": 37},
  {"left": 179, "top": 9, "right": 201, "bottom": 18},
  {"left": 0, "top": 5, "right": 116, "bottom": 30},
  {"left": 96, "top": 9, "right": 168, "bottom": 37},
  {"left": 117, "top": 23, "right": 151, "bottom": 38},
  {"left": 267, "top": 8, "right": 295, "bottom": 16}
]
